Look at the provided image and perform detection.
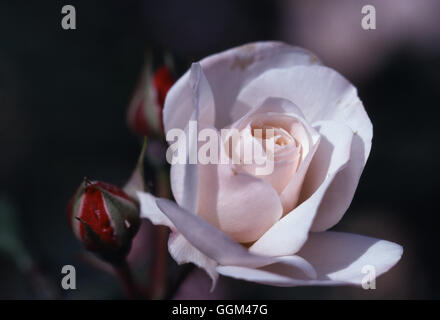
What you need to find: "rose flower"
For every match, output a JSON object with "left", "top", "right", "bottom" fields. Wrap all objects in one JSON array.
[{"left": 138, "top": 42, "right": 402, "bottom": 288}]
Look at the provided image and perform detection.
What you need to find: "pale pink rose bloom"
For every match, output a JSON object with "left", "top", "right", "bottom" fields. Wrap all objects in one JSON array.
[{"left": 138, "top": 42, "right": 402, "bottom": 289}]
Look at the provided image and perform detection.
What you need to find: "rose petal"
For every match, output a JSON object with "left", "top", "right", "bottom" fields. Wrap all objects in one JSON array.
[
  {"left": 169, "top": 63, "right": 215, "bottom": 213},
  {"left": 163, "top": 61, "right": 216, "bottom": 133},
  {"left": 163, "top": 42, "right": 321, "bottom": 132},
  {"left": 310, "top": 131, "right": 369, "bottom": 231},
  {"left": 197, "top": 153, "right": 284, "bottom": 243},
  {"left": 229, "top": 96, "right": 319, "bottom": 158},
  {"left": 139, "top": 193, "right": 318, "bottom": 289},
  {"left": 216, "top": 255, "right": 319, "bottom": 287},
  {"left": 168, "top": 231, "right": 219, "bottom": 291},
  {"left": 218, "top": 231, "right": 402, "bottom": 287},
  {"left": 155, "top": 197, "right": 277, "bottom": 268},
  {"left": 302, "top": 120, "right": 360, "bottom": 231},
  {"left": 154, "top": 197, "right": 316, "bottom": 278},
  {"left": 230, "top": 96, "right": 308, "bottom": 128},
  {"left": 238, "top": 65, "right": 373, "bottom": 231},
  {"left": 299, "top": 120, "right": 355, "bottom": 202},
  {"left": 297, "top": 231, "right": 403, "bottom": 285},
  {"left": 137, "top": 192, "right": 220, "bottom": 290},
  {"left": 249, "top": 120, "right": 353, "bottom": 256},
  {"left": 137, "top": 191, "right": 174, "bottom": 228},
  {"left": 248, "top": 173, "right": 335, "bottom": 257},
  {"left": 227, "top": 97, "right": 321, "bottom": 211}
]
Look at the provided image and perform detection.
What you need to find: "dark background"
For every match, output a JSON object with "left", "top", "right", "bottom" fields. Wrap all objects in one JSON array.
[{"left": 0, "top": 0, "right": 438, "bottom": 299}]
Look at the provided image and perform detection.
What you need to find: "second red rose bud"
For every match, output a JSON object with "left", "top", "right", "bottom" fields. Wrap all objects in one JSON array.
[{"left": 127, "top": 55, "right": 175, "bottom": 138}]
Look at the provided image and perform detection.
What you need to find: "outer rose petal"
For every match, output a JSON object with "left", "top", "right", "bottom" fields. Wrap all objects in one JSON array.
[
  {"left": 217, "top": 232, "right": 402, "bottom": 287},
  {"left": 169, "top": 63, "right": 215, "bottom": 213},
  {"left": 163, "top": 41, "right": 321, "bottom": 133},
  {"left": 217, "top": 255, "right": 319, "bottom": 287},
  {"left": 138, "top": 191, "right": 174, "bottom": 228},
  {"left": 296, "top": 232, "right": 403, "bottom": 285},
  {"left": 310, "top": 129, "right": 369, "bottom": 231},
  {"left": 238, "top": 65, "right": 372, "bottom": 231},
  {"left": 138, "top": 191, "right": 318, "bottom": 289},
  {"left": 168, "top": 231, "right": 219, "bottom": 290},
  {"left": 299, "top": 120, "right": 355, "bottom": 203},
  {"left": 155, "top": 197, "right": 280, "bottom": 268},
  {"left": 138, "top": 192, "right": 219, "bottom": 290},
  {"left": 142, "top": 195, "right": 317, "bottom": 277},
  {"left": 249, "top": 120, "right": 354, "bottom": 256}
]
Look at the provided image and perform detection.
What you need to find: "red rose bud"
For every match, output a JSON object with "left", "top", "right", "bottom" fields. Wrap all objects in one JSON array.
[
  {"left": 127, "top": 59, "right": 174, "bottom": 137},
  {"left": 67, "top": 179, "right": 140, "bottom": 264}
]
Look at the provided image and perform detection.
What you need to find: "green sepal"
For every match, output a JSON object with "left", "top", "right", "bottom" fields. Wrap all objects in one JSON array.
[
  {"left": 76, "top": 216, "right": 130, "bottom": 265},
  {"left": 123, "top": 137, "right": 148, "bottom": 199},
  {"left": 99, "top": 187, "right": 140, "bottom": 245}
]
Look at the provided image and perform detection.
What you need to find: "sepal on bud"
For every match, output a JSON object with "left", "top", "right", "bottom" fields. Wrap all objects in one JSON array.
[{"left": 67, "top": 179, "right": 140, "bottom": 264}]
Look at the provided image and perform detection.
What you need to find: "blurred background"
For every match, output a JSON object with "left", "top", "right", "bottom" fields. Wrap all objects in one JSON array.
[{"left": 0, "top": 0, "right": 439, "bottom": 299}]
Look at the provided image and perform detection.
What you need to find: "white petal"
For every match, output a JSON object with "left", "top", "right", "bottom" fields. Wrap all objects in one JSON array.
[
  {"left": 164, "top": 42, "right": 321, "bottom": 132},
  {"left": 168, "top": 231, "right": 218, "bottom": 291},
  {"left": 300, "top": 120, "right": 354, "bottom": 201},
  {"left": 218, "top": 232, "right": 402, "bottom": 287},
  {"left": 155, "top": 197, "right": 317, "bottom": 280},
  {"left": 297, "top": 231, "right": 403, "bottom": 285},
  {"left": 238, "top": 65, "right": 368, "bottom": 132},
  {"left": 249, "top": 174, "right": 335, "bottom": 256},
  {"left": 156, "top": 198, "right": 276, "bottom": 268},
  {"left": 137, "top": 191, "right": 174, "bottom": 228},
  {"left": 310, "top": 130, "right": 370, "bottom": 231},
  {"left": 163, "top": 62, "right": 215, "bottom": 133},
  {"left": 143, "top": 195, "right": 319, "bottom": 290},
  {"left": 170, "top": 159, "right": 198, "bottom": 213},
  {"left": 249, "top": 120, "right": 353, "bottom": 256},
  {"left": 217, "top": 255, "right": 317, "bottom": 287},
  {"left": 303, "top": 121, "right": 358, "bottom": 231},
  {"left": 169, "top": 63, "right": 215, "bottom": 213}
]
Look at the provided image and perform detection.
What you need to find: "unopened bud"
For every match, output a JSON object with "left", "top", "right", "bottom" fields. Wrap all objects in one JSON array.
[
  {"left": 127, "top": 59, "right": 174, "bottom": 137},
  {"left": 67, "top": 179, "right": 140, "bottom": 264}
]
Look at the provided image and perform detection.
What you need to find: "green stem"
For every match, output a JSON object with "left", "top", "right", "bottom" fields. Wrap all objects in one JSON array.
[{"left": 114, "top": 260, "right": 143, "bottom": 299}]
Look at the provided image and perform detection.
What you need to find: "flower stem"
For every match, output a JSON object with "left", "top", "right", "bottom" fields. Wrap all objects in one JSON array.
[
  {"left": 114, "top": 260, "right": 143, "bottom": 299},
  {"left": 149, "top": 169, "right": 170, "bottom": 299}
]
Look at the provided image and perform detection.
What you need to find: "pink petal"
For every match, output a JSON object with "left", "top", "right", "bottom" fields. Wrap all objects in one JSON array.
[
  {"left": 238, "top": 65, "right": 373, "bottom": 231},
  {"left": 249, "top": 120, "right": 353, "bottom": 256},
  {"left": 198, "top": 160, "right": 283, "bottom": 243},
  {"left": 227, "top": 97, "right": 321, "bottom": 212},
  {"left": 218, "top": 231, "right": 402, "bottom": 287}
]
